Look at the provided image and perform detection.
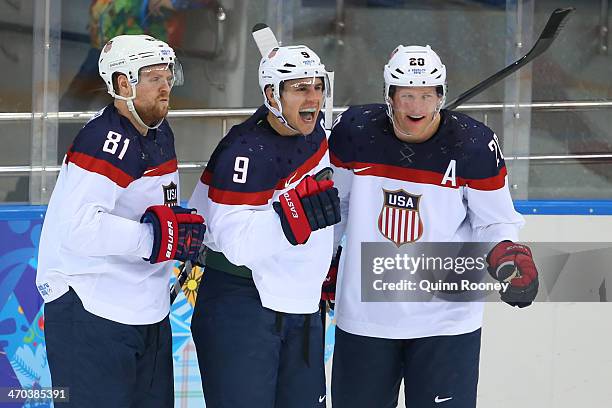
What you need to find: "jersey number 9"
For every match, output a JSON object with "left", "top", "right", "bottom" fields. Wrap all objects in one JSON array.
[{"left": 233, "top": 156, "right": 249, "bottom": 184}]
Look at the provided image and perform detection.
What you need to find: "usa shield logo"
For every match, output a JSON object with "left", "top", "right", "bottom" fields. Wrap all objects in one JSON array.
[
  {"left": 163, "top": 182, "right": 178, "bottom": 207},
  {"left": 378, "top": 189, "right": 423, "bottom": 247}
]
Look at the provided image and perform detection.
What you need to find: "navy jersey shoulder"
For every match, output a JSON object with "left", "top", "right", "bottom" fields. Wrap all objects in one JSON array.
[
  {"left": 440, "top": 110, "right": 504, "bottom": 180},
  {"left": 329, "top": 103, "right": 387, "bottom": 164},
  {"left": 206, "top": 105, "right": 327, "bottom": 194},
  {"left": 441, "top": 110, "right": 495, "bottom": 151},
  {"left": 67, "top": 104, "right": 176, "bottom": 185},
  {"left": 331, "top": 105, "right": 504, "bottom": 180}
]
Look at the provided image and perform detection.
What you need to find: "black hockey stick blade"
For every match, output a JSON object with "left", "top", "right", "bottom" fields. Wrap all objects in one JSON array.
[
  {"left": 252, "top": 23, "right": 268, "bottom": 32},
  {"left": 444, "top": 7, "right": 575, "bottom": 110}
]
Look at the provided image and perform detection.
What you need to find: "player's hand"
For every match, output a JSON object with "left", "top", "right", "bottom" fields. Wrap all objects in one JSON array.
[
  {"left": 487, "top": 241, "right": 538, "bottom": 308},
  {"left": 273, "top": 172, "right": 341, "bottom": 245},
  {"left": 141, "top": 205, "right": 206, "bottom": 264},
  {"left": 321, "top": 246, "right": 342, "bottom": 307}
]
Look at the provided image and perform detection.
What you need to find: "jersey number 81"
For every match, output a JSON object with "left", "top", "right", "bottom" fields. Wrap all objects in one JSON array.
[{"left": 103, "top": 131, "right": 130, "bottom": 160}]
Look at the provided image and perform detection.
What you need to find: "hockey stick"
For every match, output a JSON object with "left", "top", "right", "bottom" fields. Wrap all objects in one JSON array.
[
  {"left": 251, "top": 23, "right": 335, "bottom": 131},
  {"left": 444, "top": 7, "right": 575, "bottom": 110},
  {"left": 252, "top": 23, "right": 279, "bottom": 56},
  {"left": 170, "top": 260, "right": 192, "bottom": 304},
  {"left": 170, "top": 245, "right": 208, "bottom": 304}
]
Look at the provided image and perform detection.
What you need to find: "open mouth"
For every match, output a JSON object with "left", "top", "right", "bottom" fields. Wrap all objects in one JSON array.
[
  {"left": 299, "top": 107, "right": 317, "bottom": 122},
  {"left": 407, "top": 114, "right": 425, "bottom": 122}
]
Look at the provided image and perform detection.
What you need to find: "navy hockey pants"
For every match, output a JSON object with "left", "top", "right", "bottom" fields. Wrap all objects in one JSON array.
[
  {"left": 43, "top": 288, "right": 174, "bottom": 408},
  {"left": 191, "top": 267, "right": 326, "bottom": 408},
  {"left": 332, "top": 326, "right": 481, "bottom": 408}
]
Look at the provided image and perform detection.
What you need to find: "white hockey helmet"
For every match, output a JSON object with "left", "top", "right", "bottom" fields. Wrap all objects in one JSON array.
[
  {"left": 258, "top": 45, "right": 331, "bottom": 131},
  {"left": 98, "top": 35, "right": 183, "bottom": 129},
  {"left": 99, "top": 34, "right": 182, "bottom": 98},
  {"left": 384, "top": 45, "right": 446, "bottom": 118}
]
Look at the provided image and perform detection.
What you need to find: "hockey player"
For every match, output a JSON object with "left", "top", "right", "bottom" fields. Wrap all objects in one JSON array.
[
  {"left": 188, "top": 45, "right": 340, "bottom": 407},
  {"left": 327, "top": 45, "right": 538, "bottom": 408},
  {"left": 36, "top": 35, "right": 206, "bottom": 407}
]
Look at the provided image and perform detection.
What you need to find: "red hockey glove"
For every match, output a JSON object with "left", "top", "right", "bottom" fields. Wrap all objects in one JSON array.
[
  {"left": 321, "top": 246, "right": 342, "bottom": 307},
  {"left": 487, "top": 241, "right": 539, "bottom": 308},
  {"left": 273, "top": 172, "right": 341, "bottom": 245},
  {"left": 141, "top": 206, "right": 206, "bottom": 264}
]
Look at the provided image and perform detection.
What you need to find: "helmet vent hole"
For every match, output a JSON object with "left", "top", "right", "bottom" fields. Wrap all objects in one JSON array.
[
  {"left": 391, "top": 73, "right": 399, "bottom": 79},
  {"left": 431, "top": 68, "right": 438, "bottom": 74},
  {"left": 277, "top": 69, "right": 291, "bottom": 74},
  {"left": 395, "top": 68, "right": 404, "bottom": 74},
  {"left": 283, "top": 63, "right": 296, "bottom": 67}
]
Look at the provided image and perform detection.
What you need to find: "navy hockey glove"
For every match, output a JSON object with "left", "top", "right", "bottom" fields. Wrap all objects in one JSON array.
[
  {"left": 321, "top": 246, "right": 342, "bottom": 307},
  {"left": 273, "top": 173, "right": 341, "bottom": 245},
  {"left": 487, "top": 241, "right": 539, "bottom": 308},
  {"left": 141, "top": 206, "right": 206, "bottom": 264}
]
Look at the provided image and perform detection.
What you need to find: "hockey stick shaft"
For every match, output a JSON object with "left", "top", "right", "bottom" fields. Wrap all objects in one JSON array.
[
  {"left": 444, "top": 7, "right": 575, "bottom": 111},
  {"left": 170, "top": 260, "right": 191, "bottom": 304},
  {"left": 324, "top": 71, "right": 335, "bottom": 131},
  {"left": 170, "top": 246, "right": 208, "bottom": 304}
]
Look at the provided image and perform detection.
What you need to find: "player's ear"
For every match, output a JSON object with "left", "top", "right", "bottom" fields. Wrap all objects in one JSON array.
[
  {"left": 264, "top": 85, "right": 279, "bottom": 109},
  {"left": 115, "top": 73, "right": 132, "bottom": 98}
]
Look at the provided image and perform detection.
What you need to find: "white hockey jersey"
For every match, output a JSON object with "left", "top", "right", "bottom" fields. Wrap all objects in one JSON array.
[
  {"left": 188, "top": 106, "right": 333, "bottom": 314},
  {"left": 330, "top": 104, "right": 524, "bottom": 339},
  {"left": 36, "top": 104, "right": 180, "bottom": 325}
]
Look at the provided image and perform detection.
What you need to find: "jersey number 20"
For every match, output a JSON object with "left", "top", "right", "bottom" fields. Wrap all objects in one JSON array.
[{"left": 488, "top": 134, "right": 505, "bottom": 167}]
